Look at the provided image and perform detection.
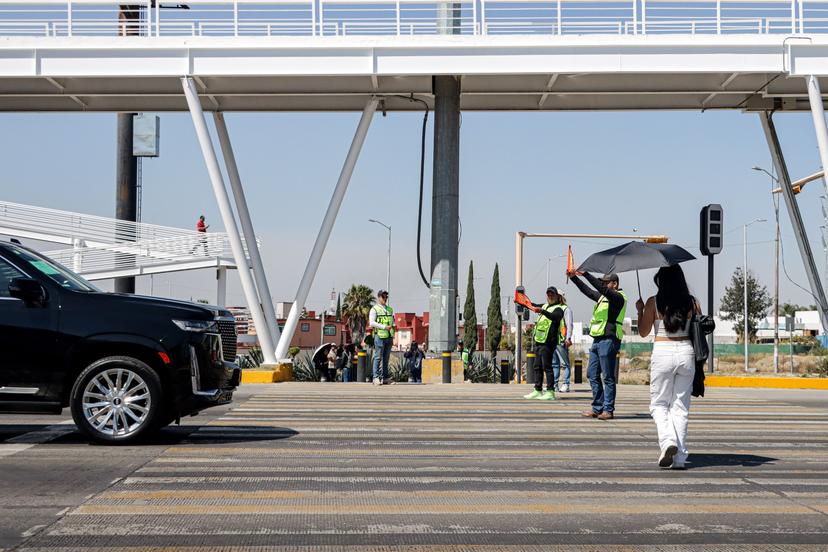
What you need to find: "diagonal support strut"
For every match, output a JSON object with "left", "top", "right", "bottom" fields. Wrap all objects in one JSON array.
[
  {"left": 759, "top": 110, "right": 828, "bottom": 334},
  {"left": 274, "top": 98, "right": 379, "bottom": 360},
  {"left": 181, "top": 76, "right": 277, "bottom": 365}
]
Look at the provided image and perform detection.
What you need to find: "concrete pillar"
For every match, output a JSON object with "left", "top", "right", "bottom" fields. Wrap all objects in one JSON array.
[
  {"left": 427, "top": 76, "right": 460, "bottom": 353},
  {"left": 216, "top": 266, "right": 227, "bottom": 307},
  {"left": 114, "top": 112, "right": 138, "bottom": 294}
]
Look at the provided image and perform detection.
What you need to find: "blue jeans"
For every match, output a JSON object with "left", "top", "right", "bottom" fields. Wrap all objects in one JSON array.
[
  {"left": 587, "top": 338, "right": 620, "bottom": 414},
  {"left": 553, "top": 344, "right": 571, "bottom": 387},
  {"left": 372, "top": 336, "right": 392, "bottom": 380}
]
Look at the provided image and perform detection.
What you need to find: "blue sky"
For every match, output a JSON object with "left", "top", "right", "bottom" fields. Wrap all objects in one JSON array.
[{"left": 1, "top": 108, "right": 825, "bottom": 325}]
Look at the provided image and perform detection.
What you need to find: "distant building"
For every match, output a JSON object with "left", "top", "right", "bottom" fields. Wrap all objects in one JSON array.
[{"left": 394, "top": 312, "right": 428, "bottom": 350}]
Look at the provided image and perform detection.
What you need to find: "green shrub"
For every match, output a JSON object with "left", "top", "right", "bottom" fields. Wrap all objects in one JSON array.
[{"left": 288, "top": 346, "right": 301, "bottom": 358}]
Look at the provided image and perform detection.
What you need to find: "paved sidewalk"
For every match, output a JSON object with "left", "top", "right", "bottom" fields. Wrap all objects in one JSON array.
[{"left": 4, "top": 382, "right": 828, "bottom": 550}]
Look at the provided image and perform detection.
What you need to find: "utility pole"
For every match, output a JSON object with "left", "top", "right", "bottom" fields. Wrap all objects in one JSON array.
[
  {"left": 114, "top": 4, "right": 140, "bottom": 294},
  {"left": 369, "top": 219, "right": 391, "bottom": 293},
  {"left": 774, "top": 203, "right": 780, "bottom": 374},
  {"left": 743, "top": 218, "right": 766, "bottom": 372}
]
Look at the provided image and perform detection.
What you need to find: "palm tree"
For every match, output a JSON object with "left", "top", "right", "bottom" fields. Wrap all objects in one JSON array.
[{"left": 342, "top": 284, "right": 375, "bottom": 346}]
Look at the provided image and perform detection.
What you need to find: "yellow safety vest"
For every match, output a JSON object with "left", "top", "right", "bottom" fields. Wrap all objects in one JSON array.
[
  {"left": 373, "top": 304, "right": 394, "bottom": 339},
  {"left": 534, "top": 303, "right": 566, "bottom": 344},
  {"left": 589, "top": 290, "right": 627, "bottom": 340}
]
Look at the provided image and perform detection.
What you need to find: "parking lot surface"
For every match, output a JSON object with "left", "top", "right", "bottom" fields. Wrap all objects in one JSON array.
[{"left": 1, "top": 382, "right": 827, "bottom": 551}]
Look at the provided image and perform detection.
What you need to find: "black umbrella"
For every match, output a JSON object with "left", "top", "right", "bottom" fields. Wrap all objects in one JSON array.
[
  {"left": 312, "top": 343, "right": 335, "bottom": 368},
  {"left": 577, "top": 241, "right": 696, "bottom": 297}
]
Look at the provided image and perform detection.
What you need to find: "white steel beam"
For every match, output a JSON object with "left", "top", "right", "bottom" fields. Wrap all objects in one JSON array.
[
  {"left": 759, "top": 110, "right": 828, "bottom": 334},
  {"left": 213, "top": 111, "right": 282, "bottom": 351},
  {"left": 274, "top": 97, "right": 378, "bottom": 360},
  {"left": 181, "top": 76, "right": 277, "bottom": 364}
]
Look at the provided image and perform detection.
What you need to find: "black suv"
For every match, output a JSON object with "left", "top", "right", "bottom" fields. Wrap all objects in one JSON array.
[{"left": 0, "top": 241, "right": 240, "bottom": 444}]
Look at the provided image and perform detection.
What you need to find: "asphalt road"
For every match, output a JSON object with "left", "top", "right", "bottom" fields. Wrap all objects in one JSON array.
[{"left": 1, "top": 382, "right": 827, "bottom": 551}]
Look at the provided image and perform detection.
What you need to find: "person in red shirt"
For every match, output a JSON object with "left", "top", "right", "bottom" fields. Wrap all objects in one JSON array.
[{"left": 190, "top": 215, "right": 209, "bottom": 255}]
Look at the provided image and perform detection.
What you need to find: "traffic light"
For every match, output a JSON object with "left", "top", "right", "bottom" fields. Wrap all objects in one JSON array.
[{"left": 700, "top": 204, "right": 724, "bottom": 256}]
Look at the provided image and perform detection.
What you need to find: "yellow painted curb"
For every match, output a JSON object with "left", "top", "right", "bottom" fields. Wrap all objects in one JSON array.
[
  {"left": 706, "top": 375, "right": 828, "bottom": 390},
  {"left": 273, "top": 362, "right": 294, "bottom": 383},
  {"left": 240, "top": 370, "right": 276, "bottom": 384}
]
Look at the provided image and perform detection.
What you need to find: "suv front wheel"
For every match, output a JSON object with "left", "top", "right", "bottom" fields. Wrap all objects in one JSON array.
[{"left": 70, "top": 356, "right": 163, "bottom": 444}]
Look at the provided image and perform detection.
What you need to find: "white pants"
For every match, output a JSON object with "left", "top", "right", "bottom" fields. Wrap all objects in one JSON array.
[{"left": 649, "top": 341, "right": 695, "bottom": 464}]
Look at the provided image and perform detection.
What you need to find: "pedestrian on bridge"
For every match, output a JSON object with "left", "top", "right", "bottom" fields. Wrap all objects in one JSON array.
[
  {"left": 190, "top": 215, "right": 209, "bottom": 256},
  {"left": 369, "top": 290, "right": 395, "bottom": 385},
  {"left": 635, "top": 265, "right": 699, "bottom": 469},
  {"left": 567, "top": 270, "right": 628, "bottom": 420}
]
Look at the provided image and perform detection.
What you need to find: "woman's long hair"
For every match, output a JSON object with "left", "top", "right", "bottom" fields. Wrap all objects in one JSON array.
[{"left": 654, "top": 265, "right": 694, "bottom": 333}]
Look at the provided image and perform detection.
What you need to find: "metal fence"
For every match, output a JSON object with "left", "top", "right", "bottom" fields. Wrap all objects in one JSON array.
[{"left": 0, "top": 0, "right": 826, "bottom": 37}]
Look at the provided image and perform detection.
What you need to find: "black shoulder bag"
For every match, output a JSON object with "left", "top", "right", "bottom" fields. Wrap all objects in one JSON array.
[{"left": 688, "top": 307, "right": 715, "bottom": 398}]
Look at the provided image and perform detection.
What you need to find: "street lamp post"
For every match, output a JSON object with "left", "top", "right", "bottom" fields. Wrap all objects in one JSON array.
[
  {"left": 369, "top": 219, "right": 391, "bottom": 293},
  {"left": 743, "top": 218, "right": 766, "bottom": 372},
  {"left": 753, "top": 166, "right": 786, "bottom": 374}
]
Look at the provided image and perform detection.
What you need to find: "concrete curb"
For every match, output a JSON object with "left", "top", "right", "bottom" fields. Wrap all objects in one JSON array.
[
  {"left": 241, "top": 362, "right": 294, "bottom": 384},
  {"left": 706, "top": 375, "right": 828, "bottom": 390}
]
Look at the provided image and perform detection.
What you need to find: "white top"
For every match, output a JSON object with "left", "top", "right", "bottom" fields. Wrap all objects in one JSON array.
[{"left": 654, "top": 315, "right": 690, "bottom": 338}]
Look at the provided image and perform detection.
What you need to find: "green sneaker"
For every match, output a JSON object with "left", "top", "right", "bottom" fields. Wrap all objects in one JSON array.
[
  {"left": 523, "top": 389, "right": 542, "bottom": 400},
  {"left": 537, "top": 390, "right": 556, "bottom": 401}
]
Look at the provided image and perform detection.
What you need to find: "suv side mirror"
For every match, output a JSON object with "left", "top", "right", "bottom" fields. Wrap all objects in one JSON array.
[{"left": 9, "top": 277, "right": 48, "bottom": 307}]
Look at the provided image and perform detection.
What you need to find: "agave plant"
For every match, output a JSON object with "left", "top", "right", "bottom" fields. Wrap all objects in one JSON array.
[
  {"left": 238, "top": 346, "right": 264, "bottom": 369},
  {"left": 388, "top": 354, "right": 410, "bottom": 382},
  {"left": 466, "top": 352, "right": 494, "bottom": 383},
  {"left": 292, "top": 351, "right": 319, "bottom": 382}
]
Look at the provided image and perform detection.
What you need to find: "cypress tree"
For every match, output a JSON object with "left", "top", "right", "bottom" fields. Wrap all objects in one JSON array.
[
  {"left": 463, "top": 261, "right": 478, "bottom": 352},
  {"left": 487, "top": 264, "right": 503, "bottom": 355}
]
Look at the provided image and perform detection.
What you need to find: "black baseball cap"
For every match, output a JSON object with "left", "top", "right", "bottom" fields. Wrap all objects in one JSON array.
[
  {"left": 378, "top": 290, "right": 389, "bottom": 297},
  {"left": 546, "top": 286, "right": 558, "bottom": 294},
  {"left": 601, "top": 273, "right": 620, "bottom": 283}
]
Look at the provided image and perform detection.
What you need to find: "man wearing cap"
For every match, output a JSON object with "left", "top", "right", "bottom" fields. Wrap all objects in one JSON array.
[
  {"left": 524, "top": 286, "right": 566, "bottom": 401},
  {"left": 566, "top": 270, "right": 628, "bottom": 420},
  {"left": 369, "top": 290, "right": 395, "bottom": 385}
]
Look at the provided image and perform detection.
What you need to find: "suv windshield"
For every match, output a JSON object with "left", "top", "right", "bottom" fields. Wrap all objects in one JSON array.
[{"left": 10, "top": 247, "right": 99, "bottom": 292}]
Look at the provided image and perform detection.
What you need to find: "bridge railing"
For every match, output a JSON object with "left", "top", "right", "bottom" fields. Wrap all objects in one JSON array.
[{"left": 0, "top": 0, "right": 823, "bottom": 36}]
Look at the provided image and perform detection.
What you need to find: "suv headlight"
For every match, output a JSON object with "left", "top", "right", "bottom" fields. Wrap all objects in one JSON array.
[{"left": 173, "top": 319, "right": 219, "bottom": 333}]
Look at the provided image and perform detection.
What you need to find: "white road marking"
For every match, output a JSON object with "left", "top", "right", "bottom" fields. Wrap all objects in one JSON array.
[{"left": 0, "top": 420, "right": 75, "bottom": 458}]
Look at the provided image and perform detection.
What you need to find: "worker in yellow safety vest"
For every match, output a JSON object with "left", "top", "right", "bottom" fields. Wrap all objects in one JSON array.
[
  {"left": 369, "top": 290, "right": 395, "bottom": 385},
  {"left": 523, "top": 286, "right": 566, "bottom": 401},
  {"left": 566, "top": 270, "right": 627, "bottom": 420}
]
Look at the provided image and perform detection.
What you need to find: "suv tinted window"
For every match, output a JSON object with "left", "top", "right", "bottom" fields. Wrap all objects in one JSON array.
[
  {"left": 9, "top": 247, "right": 98, "bottom": 292},
  {"left": 0, "top": 257, "right": 25, "bottom": 297}
]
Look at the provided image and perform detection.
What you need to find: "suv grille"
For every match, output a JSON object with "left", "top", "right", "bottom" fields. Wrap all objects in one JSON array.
[{"left": 217, "top": 318, "right": 237, "bottom": 362}]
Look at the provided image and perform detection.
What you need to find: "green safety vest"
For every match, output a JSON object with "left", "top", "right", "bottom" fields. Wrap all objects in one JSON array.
[
  {"left": 534, "top": 303, "right": 566, "bottom": 344},
  {"left": 589, "top": 290, "right": 627, "bottom": 340},
  {"left": 373, "top": 304, "right": 394, "bottom": 339},
  {"left": 461, "top": 349, "right": 469, "bottom": 365}
]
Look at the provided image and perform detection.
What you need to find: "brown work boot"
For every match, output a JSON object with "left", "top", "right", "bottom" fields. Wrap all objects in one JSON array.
[
  {"left": 581, "top": 410, "right": 600, "bottom": 418},
  {"left": 597, "top": 411, "right": 614, "bottom": 420}
]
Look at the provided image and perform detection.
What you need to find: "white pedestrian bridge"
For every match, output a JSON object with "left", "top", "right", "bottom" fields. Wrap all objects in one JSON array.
[
  {"left": 2, "top": 1, "right": 828, "bottom": 364},
  {"left": 0, "top": 0, "right": 827, "bottom": 111}
]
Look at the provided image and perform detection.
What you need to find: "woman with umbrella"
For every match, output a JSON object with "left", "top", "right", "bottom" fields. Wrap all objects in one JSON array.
[
  {"left": 636, "top": 264, "right": 699, "bottom": 470},
  {"left": 569, "top": 241, "right": 696, "bottom": 423}
]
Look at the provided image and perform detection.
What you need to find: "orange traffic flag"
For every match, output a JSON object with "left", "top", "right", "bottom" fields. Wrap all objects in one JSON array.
[
  {"left": 514, "top": 289, "right": 534, "bottom": 310},
  {"left": 566, "top": 245, "right": 575, "bottom": 281}
]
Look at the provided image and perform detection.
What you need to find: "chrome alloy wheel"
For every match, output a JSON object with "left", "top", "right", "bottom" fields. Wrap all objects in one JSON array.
[{"left": 81, "top": 368, "right": 152, "bottom": 437}]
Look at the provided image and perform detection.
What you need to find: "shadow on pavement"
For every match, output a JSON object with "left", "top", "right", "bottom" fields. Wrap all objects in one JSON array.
[
  {"left": 687, "top": 453, "right": 778, "bottom": 468},
  {"left": 17, "top": 424, "right": 299, "bottom": 446}
]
